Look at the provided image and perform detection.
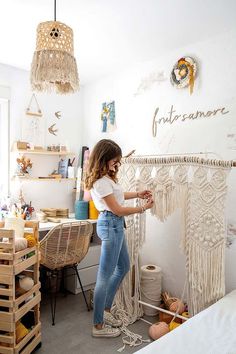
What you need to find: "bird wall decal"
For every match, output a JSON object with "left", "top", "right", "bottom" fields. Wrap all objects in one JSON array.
[
  {"left": 48, "top": 123, "right": 58, "bottom": 136},
  {"left": 55, "top": 111, "right": 61, "bottom": 119}
]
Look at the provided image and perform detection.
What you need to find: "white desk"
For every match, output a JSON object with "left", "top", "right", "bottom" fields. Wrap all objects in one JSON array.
[{"left": 38, "top": 218, "right": 97, "bottom": 232}]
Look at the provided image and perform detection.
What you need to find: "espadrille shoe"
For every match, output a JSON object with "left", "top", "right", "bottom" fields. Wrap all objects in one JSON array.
[
  {"left": 104, "top": 311, "right": 122, "bottom": 327},
  {"left": 92, "top": 324, "right": 121, "bottom": 338}
]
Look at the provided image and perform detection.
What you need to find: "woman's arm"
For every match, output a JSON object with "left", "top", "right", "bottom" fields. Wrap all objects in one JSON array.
[
  {"left": 124, "top": 190, "right": 152, "bottom": 200},
  {"left": 124, "top": 192, "right": 138, "bottom": 200},
  {"left": 103, "top": 194, "right": 153, "bottom": 217}
]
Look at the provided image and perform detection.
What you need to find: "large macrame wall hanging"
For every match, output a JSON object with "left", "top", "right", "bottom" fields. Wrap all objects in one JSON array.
[{"left": 114, "top": 156, "right": 233, "bottom": 323}]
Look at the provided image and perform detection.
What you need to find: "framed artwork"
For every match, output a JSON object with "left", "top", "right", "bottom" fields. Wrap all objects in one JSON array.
[{"left": 101, "top": 101, "right": 116, "bottom": 133}]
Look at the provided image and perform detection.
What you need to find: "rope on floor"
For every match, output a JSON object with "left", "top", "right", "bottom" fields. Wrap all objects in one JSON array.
[{"left": 114, "top": 308, "right": 151, "bottom": 352}]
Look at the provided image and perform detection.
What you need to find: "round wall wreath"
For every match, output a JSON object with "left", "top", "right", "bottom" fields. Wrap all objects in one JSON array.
[{"left": 170, "top": 56, "right": 197, "bottom": 94}]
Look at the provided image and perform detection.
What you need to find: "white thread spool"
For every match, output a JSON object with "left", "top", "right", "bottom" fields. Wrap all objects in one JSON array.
[
  {"left": 4, "top": 217, "right": 25, "bottom": 238},
  {"left": 68, "top": 166, "right": 75, "bottom": 179},
  {"left": 140, "top": 264, "right": 162, "bottom": 316},
  {"left": 76, "top": 167, "right": 82, "bottom": 190}
]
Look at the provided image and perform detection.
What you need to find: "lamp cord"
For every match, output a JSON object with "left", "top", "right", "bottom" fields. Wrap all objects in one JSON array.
[{"left": 54, "top": 0, "right": 56, "bottom": 21}]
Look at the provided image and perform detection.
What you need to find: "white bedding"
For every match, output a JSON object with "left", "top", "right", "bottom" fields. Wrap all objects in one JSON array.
[{"left": 135, "top": 290, "right": 236, "bottom": 354}]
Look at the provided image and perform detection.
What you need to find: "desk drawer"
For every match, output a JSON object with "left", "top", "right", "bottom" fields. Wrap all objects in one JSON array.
[
  {"left": 65, "top": 265, "right": 99, "bottom": 294},
  {"left": 76, "top": 265, "right": 98, "bottom": 288},
  {"left": 77, "top": 244, "right": 101, "bottom": 270}
]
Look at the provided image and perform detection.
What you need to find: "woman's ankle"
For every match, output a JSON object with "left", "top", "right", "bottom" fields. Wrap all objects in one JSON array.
[{"left": 94, "top": 323, "right": 103, "bottom": 330}]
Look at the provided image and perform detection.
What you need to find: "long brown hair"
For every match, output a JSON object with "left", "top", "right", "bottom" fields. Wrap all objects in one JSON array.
[{"left": 84, "top": 139, "right": 122, "bottom": 190}]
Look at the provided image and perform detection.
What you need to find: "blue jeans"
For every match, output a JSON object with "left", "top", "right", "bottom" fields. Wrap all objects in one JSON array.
[{"left": 93, "top": 211, "right": 130, "bottom": 325}]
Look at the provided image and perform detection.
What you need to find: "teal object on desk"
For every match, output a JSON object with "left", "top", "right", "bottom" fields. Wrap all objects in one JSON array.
[{"left": 75, "top": 200, "right": 89, "bottom": 220}]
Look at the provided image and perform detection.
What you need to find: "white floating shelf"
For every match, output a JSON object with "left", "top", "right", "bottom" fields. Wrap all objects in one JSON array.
[
  {"left": 12, "top": 177, "right": 76, "bottom": 181},
  {"left": 12, "top": 149, "right": 75, "bottom": 156}
]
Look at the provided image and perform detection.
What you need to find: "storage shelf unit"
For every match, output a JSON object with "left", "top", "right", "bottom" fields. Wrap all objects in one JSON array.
[{"left": 0, "top": 221, "right": 41, "bottom": 354}]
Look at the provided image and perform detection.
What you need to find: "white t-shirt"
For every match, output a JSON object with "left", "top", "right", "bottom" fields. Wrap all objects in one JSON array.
[{"left": 91, "top": 176, "right": 124, "bottom": 211}]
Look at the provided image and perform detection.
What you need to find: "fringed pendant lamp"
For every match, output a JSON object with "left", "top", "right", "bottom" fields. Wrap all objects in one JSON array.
[{"left": 31, "top": 0, "right": 79, "bottom": 94}]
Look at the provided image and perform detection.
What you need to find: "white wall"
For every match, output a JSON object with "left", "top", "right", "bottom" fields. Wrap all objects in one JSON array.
[
  {"left": 0, "top": 63, "right": 83, "bottom": 211},
  {"left": 81, "top": 30, "right": 236, "bottom": 296}
]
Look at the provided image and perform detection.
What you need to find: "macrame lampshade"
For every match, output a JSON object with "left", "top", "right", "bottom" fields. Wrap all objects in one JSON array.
[{"left": 31, "top": 20, "right": 79, "bottom": 94}]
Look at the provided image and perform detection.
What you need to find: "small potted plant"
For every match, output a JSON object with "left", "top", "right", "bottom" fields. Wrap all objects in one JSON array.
[{"left": 16, "top": 156, "right": 33, "bottom": 177}]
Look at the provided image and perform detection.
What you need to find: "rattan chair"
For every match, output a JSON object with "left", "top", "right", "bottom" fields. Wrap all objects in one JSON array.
[{"left": 40, "top": 221, "right": 93, "bottom": 325}]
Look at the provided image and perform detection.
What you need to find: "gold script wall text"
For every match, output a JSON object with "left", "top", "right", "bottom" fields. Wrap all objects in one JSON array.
[{"left": 152, "top": 105, "right": 229, "bottom": 137}]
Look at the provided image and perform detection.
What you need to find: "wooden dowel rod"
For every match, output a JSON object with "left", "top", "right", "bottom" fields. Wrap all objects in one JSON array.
[
  {"left": 140, "top": 317, "right": 153, "bottom": 325},
  {"left": 138, "top": 300, "right": 188, "bottom": 321},
  {"left": 123, "top": 151, "right": 236, "bottom": 167}
]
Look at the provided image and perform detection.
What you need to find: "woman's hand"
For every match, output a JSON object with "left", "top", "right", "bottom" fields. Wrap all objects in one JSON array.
[
  {"left": 137, "top": 190, "right": 152, "bottom": 200},
  {"left": 143, "top": 198, "right": 154, "bottom": 211}
]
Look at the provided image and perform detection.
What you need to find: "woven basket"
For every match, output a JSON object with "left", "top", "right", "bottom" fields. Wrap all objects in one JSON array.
[{"left": 35, "top": 21, "right": 74, "bottom": 55}]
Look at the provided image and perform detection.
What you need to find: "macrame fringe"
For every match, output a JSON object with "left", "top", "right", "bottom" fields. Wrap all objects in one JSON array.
[
  {"left": 113, "top": 202, "right": 148, "bottom": 350},
  {"left": 187, "top": 239, "right": 225, "bottom": 316},
  {"left": 151, "top": 183, "right": 188, "bottom": 222},
  {"left": 114, "top": 260, "right": 150, "bottom": 352},
  {"left": 31, "top": 50, "right": 79, "bottom": 94},
  {"left": 114, "top": 220, "right": 145, "bottom": 323}
]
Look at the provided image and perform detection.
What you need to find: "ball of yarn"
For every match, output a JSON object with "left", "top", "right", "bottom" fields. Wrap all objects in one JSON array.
[
  {"left": 169, "top": 299, "right": 185, "bottom": 314},
  {"left": 181, "top": 311, "right": 189, "bottom": 323},
  {"left": 16, "top": 276, "right": 34, "bottom": 296},
  {"left": 181, "top": 311, "right": 189, "bottom": 318},
  {"left": 148, "top": 322, "right": 169, "bottom": 340},
  {"left": 169, "top": 320, "right": 181, "bottom": 331},
  {"left": 24, "top": 234, "right": 36, "bottom": 247},
  {"left": 16, "top": 321, "right": 29, "bottom": 344},
  {"left": 19, "top": 277, "right": 34, "bottom": 292},
  {"left": 15, "top": 238, "right": 28, "bottom": 252}
]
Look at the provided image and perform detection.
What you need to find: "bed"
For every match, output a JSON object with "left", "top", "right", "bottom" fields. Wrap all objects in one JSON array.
[{"left": 135, "top": 290, "right": 236, "bottom": 354}]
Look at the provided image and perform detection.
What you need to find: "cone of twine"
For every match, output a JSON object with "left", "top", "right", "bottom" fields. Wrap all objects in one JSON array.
[{"left": 141, "top": 265, "right": 162, "bottom": 316}]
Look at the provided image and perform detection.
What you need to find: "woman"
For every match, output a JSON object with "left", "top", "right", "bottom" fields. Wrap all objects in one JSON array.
[{"left": 85, "top": 139, "right": 154, "bottom": 338}]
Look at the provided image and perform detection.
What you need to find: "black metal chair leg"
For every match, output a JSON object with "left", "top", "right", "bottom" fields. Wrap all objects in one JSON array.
[
  {"left": 73, "top": 265, "right": 90, "bottom": 311},
  {"left": 49, "top": 270, "right": 58, "bottom": 325},
  {"left": 61, "top": 267, "right": 68, "bottom": 297}
]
